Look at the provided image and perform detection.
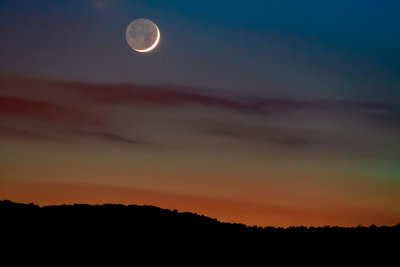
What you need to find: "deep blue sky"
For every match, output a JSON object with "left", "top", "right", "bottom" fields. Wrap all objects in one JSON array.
[{"left": 0, "top": 0, "right": 399, "bottom": 101}]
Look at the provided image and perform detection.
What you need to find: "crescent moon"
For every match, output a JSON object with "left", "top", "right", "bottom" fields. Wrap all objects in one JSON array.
[
  {"left": 126, "top": 18, "right": 160, "bottom": 53},
  {"left": 135, "top": 26, "right": 160, "bottom": 53}
]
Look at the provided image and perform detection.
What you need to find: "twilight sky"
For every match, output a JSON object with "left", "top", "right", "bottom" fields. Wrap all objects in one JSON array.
[{"left": 1, "top": 0, "right": 399, "bottom": 226}]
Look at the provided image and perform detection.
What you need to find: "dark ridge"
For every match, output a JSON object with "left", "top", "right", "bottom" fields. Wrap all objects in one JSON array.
[
  {"left": 1, "top": 200, "right": 399, "bottom": 234},
  {"left": 2, "top": 200, "right": 399, "bottom": 260}
]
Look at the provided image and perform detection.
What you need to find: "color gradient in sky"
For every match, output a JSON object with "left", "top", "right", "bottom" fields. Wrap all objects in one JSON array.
[{"left": 1, "top": 0, "right": 399, "bottom": 226}]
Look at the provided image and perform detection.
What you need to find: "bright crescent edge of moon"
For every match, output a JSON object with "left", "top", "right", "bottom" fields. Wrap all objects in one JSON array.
[{"left": 135, "top": 25, "right": 160, "bottom": 53}]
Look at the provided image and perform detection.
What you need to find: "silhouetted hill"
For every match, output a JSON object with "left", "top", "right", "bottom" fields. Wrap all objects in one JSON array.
[
  {"left": 2, "top": 200, "right": 399, "bottom": 233},
  {"left": 1, "top": 199, "right": 399, "bottom": 261}
]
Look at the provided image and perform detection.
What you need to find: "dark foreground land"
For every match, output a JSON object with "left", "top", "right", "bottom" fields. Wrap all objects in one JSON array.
[
  {"left": 1, "top": 200, "right": 398, "bottom": 233},
  {"left": 1, "top": 200, "right": 399, "bottom": 260}
]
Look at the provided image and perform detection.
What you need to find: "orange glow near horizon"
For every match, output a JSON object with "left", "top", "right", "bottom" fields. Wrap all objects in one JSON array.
[
  {"left": 1, "top": 180, "right": 399, "bottom": 227},
  {"left": 1, "top": 76, "right": 400, "bottom": 227}
]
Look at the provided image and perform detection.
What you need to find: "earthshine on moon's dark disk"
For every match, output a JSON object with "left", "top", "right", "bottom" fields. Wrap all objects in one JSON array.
[{"left": 126, "top": 18, "right": 160, "bottom": 53}]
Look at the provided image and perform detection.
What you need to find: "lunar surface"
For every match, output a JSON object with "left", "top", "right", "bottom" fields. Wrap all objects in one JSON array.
[{"left": 125, "top": 18, "right": 160, "bottom": 53}]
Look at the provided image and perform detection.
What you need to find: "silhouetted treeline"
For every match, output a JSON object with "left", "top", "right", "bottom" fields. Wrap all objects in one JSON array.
[
  {"left": 2, "top": 200, "right": 400, "bottom": 262},
  {"left": 1, "top": 200, "right": 398, "bottom": 234}
]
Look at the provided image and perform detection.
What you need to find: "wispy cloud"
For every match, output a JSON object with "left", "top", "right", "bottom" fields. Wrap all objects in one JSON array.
[
  {"left": 1, "top": 75, "right": 397, "bottom": 113},
  {"left": 63, "top": 129, "right": 151, "bottom": 146},
  {"left": 0, "top": 126, "right": 57, "bottom": 141},
  {"left": 0, "top": 95, "right": 98, "bottom": 124},
  {"left": 0, "top": 75, "right": 399, "bottom": 155},
  {"left": 63, "top": 81, "right": 398, "bottom": 113},
  {"left": 203, "top": 121, "right": 316, "bottom": 148}
]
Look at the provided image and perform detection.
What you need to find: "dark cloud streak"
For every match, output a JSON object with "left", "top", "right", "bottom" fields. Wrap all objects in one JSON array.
[
  {"left": 0, "top": 95, "right": 98, "bottom": 124},
  {"left": 0, "top": 126, "right": 57, "bottom": 142},
  {"left": 1, "top": 76, "right": 399, "bottom": 154},
  {"left": 1, "top": 75, "right": 397, "bottom": 114},
  {"left": 63, "top": 129, "right": 151, "bottom": 146}
]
